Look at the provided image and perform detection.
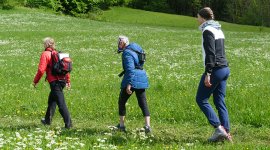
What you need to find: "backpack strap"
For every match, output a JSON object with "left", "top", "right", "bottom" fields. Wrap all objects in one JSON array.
[
  {"left": 128, "top": 48, "right": 144, "bottom": 65},
  {"left": 118, "top": 48, "right": 144, "bottom": 78},
  {"left": 128, "top": 48, "right": 143, "bottom": 55},
  {"left": 44, "top": 48, "right": 63, "bottom": 81}
]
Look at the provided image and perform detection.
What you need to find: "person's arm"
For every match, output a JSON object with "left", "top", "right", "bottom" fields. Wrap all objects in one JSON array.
[
  {"left": 65, "top": 73, "right": 71, "bottom": 90},
  {"left": 203, "top": 30, "right": 216, "bottom": 87},
  {"left": 203, "top": 30, "right": 216, "bottom": 75},
  {"left": 33, "top": 52, "right": 48, "bottom": 87},
  {"left": 123, "top": 51, "right": 135, "bottom": 94}
]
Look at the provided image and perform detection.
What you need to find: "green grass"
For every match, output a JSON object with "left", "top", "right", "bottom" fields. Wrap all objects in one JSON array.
[
  {"left": 100, "top": 7, "right": 270, "bottom": 33},
  {"left": 0, "top": 6, "right": 270, "bottom": 149}
]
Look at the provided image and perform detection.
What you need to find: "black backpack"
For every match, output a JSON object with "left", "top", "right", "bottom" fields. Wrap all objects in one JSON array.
[
  {"left": 129, "top": 48, "right": 146, "bottom": 64},
  {"left": 50, "top": 50, "right": 72, "bottom": 76}
]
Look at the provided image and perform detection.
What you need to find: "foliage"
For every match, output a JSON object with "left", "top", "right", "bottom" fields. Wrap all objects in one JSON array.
[
  {"left": 22, "top": 0, "right": 130, "bottom": 17},
  {"left": 130, "top": 0, "right": 171, "bottom": 13},
  {"left": 128, "top": 0, "right": 270, "bottom": 27},
  {"left": 0, "top": 0, "right": 15, "bottom": 10},
  {"left": 226, "top": 0, "right": 270, "bottom": 27}
]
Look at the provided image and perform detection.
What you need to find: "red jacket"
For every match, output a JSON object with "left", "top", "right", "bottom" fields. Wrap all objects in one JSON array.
[{"left": 33, "top": 48, "right": 70, "bottom": 84}]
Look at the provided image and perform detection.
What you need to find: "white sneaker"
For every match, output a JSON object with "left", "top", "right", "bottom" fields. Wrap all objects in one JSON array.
[{"left": 208, "top": 126, "right": 228, "bottom": 142}]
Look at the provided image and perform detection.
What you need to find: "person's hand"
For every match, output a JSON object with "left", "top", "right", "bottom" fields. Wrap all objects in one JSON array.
[
  {"left": 126, "top": 84, "right": 132, "bottom": 95},
  {"left": 204, "top": 74, "right": 212, "bottom": 88},
  {"left": 66, "top": 82, "right": 71, "bottom": 90},
  {"left": 33, "top": 82, "right": 37, "bottom": 88}
]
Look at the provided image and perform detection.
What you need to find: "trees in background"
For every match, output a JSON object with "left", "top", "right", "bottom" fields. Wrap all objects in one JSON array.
[
  {"left": 1, "top": 0, "right": 269, "bottom": 27},
  {"left": 129, "top": 0, "right": 270, "bottom": 27},
  {"left": 226, "top": 0, "right": 270, "bottom": 27},
  {"left": 0, "top": 0, "right": 16, "bottom": 9},
  {"left": 22, "top": 0, "right": 127, "bottom": 16}
]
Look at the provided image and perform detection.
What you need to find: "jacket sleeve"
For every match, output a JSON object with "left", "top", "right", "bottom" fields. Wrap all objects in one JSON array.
[
  {"left": 203, "top": 30, "right": 216, "bottom": 74},
  {"left": 123, "top": 52, "right": 135, "bottom": 85},
  {"left": 33, "top": 52, "right": 48, "bottom": 83}
]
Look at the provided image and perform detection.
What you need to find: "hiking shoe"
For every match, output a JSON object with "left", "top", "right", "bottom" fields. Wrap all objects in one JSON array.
[
  {"left": 143, "top": 125, "right": 152, "bottom": 134},
  {"left": 208, "top": 126, "right": 228, "bottom": 142},
  {"left": 65, "top": 124, "right": 73, "bottom": 129},
  {"left": 116, "top": 124, "right": 126, "bottom": 132},
  {"left": 41, "top": 118, "right": 50, "bottom": 125}
]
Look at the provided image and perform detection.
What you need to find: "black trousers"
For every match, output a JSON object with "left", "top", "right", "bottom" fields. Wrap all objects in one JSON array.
[
  {"left": 45, "top": 81, "right": 72, "bottom": 128},
  {"left": 118, "top": 88, "right": 150, "bottom": 117}
]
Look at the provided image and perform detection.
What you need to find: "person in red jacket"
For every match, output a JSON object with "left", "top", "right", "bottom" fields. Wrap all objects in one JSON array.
[{"left": 33, "top": 37, "right": 72, "bottom": 129}]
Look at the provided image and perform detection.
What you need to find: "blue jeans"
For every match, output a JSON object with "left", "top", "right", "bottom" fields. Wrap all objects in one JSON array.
[{"left": 196, "top": 67, "right": 230, "bottom": 132}]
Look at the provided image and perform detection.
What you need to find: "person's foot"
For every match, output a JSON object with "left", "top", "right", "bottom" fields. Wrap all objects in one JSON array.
[
  {"left": 143, "top": 125, "right": 152, "bottom": 134},
  {"left": 41, "top": 118, "right": 50, "bottom": 125},
  {"left": 116, "top": 124, "right": 126, "bottom": 132},
  {"left": 208, "top": 126, "right": 228, "bottom": 142},
  {"left": 226, "top": 132, "right": 233, "bottom": 143},
  {"left": 65, "top": 124, "right": 72, "bottom": 129},
  {"left": 222, "top": 126, "right": 233, "bottom": 143}
]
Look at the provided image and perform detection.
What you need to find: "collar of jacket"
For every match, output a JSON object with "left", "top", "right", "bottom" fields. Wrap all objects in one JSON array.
[
  {"left": 45, "top": 47, "right": 54, "bottom": 52},
  {"left": 199, "top": 20, "right": 221, "bottom": 32}
]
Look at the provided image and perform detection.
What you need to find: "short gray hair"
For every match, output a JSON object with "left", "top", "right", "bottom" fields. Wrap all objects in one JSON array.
[
  {"left": 118, "top": 35, "right": 129, "bottom": 46},
  {"left": 43, "top": 37, "right": 55, "bottom": 49}
]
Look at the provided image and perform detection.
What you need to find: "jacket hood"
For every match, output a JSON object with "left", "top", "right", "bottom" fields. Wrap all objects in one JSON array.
[
  {"left": 126, "top": 43, "right": 143, "bottom": 53},
  {"left": 199, "top": 20, "right": 221, "bottom": 31}
]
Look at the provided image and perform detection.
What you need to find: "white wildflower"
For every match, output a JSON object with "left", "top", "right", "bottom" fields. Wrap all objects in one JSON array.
[
  {"left": 15, "top": 132, "right": 22, "bottom": 140},
  {"left": 79, "top": 142, "right": 85, "bottom": 147},
  {"left": 186, "top": 143, "right": 194, "bottom": 146},
  {"left": 46, "top": 143, "right": 52, "bottom": 148}
]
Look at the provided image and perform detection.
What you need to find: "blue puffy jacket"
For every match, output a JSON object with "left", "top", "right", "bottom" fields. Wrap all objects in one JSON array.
[{"left": 121, "top": 43, "right": 149, "bottom": 89}]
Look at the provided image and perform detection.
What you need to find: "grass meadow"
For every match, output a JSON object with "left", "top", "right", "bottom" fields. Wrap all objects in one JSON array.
[{"left": 0, "top": 7, "right": 270, "bottom": 149}]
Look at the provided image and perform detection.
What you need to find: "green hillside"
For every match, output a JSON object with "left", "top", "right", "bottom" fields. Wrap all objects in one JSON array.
[
  {"left": 100, "top": 7, "right": 270, "bottom": 32},
  {"left": 0, "top": 7, "right": 269, "bottom": 149}
]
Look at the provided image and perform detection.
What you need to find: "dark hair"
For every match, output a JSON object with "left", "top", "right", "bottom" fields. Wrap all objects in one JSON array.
[{"left": 198, "top": 7, "right": 214, "bottom": 20}]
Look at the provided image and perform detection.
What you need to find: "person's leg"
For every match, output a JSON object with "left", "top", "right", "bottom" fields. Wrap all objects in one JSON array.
[
  {"left": 44, "top": 90, "right": 57, "bottom": 124},
  {"left": 118, "top": 88, "right": 132, "bottom": 127},
  {"left": 212, "top": 80, "right": 232, "bottom": 142},
  {"left": 54, "top": 82, "right": 72, "bottom": 128},
  {"left": 196, "top": 74, "right": 221, "bottom": 128},
  {"left": 145, "top": 116, "right": 150, "bottom": 127},
  {"left": 119, "top": 116, "right": 125, "bottom": 127},
  {"left": 212, "top": 67, "right": 231, "bottom": 141},
  {"left": 134, "top": 89, "right": 150, "bottom": 127},
  {"left": 204, "top": 67, "right": 231, "bottom": 142},
  {"left": 213, "top": 80, "right": 230, "bottom": 132}
]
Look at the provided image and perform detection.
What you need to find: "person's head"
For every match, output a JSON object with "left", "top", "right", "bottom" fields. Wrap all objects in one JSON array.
[
  {"left": 118, "top": 35, "right": 129, "bottom": 53},
  {"left": 197, "top": 7, "right": 214, "bottom": 25},
  {"left": 43, "top": 37, "right": 55, "bottom": 49}
]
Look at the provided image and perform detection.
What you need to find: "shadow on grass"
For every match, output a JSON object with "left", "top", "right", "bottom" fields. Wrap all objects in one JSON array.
[
  {"left": 0, "top": 123, "right": 39, "bottom": 131},
  {"left": 60, "top": 127, "right": 130, "bottom": 145},
  {"left": 60, "top": 127, "right": 110, "bottom": 136}
]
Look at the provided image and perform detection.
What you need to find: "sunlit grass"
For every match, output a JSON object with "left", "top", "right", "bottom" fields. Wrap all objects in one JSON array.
[{"left": 0, "top": 7, "right": 270, "bottom": 149}]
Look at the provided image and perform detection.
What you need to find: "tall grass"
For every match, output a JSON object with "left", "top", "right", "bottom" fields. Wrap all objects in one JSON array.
[{"left": 0, "top": 7, "right": 269, "bottom": 149}]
